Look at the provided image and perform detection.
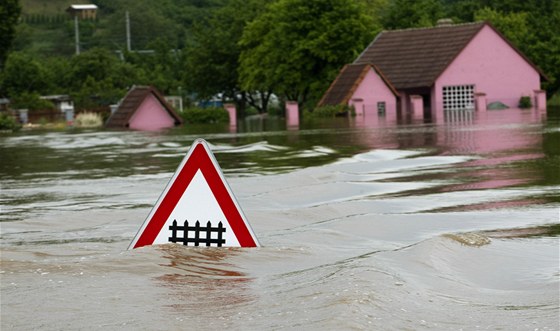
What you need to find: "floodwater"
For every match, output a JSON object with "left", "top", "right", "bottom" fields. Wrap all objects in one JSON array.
[{"left": 1, "top": 108, "right": 559, "bottom": 330}]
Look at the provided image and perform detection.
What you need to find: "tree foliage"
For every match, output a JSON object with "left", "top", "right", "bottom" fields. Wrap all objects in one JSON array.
[
  {"left": 3, "top": 0, "right": 559, "bottom": 112},
  {"left": 474, "top": 7, "right": 529, "bottom": 47},
  {"left": 185, "top": 0, "right": 270, "bottom": 112},
  {"left": 1, "top": 52, "right": 50, "bottom": 96},
  {"left": 468, "top": 1, "right": 560, "bottom": 94},
  {"left": 381, "top": 0, "right": 445, "bottom": 29},
  {"left": 68, "top": 48, "right": 141, "bottom": 109},
  {"left": 0, "top": 0, "right": 21, "bottom": 70},
  {"left": 239, "top": 0, "right": 376, "bottom": 107}
]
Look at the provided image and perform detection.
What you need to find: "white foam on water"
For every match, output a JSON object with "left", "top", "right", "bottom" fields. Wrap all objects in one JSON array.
[{"left": 1, "top": 117, "right": 558, "bottom": 330}]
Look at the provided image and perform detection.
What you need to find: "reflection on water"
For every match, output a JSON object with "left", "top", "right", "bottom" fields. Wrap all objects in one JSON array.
[
  {"left": 1, "top": 108, "right": 559, "bottom": 330},
  {"left": 155, "top": 246, "right": 254, "bottom": 318}
]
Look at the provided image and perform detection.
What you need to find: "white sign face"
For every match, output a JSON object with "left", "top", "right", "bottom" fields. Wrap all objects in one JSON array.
[
  {"left": 129, "top": 139, "right": 259, "bottom": 249},
  {"left": 152, "top": 169, "right": 241, "bottom": 247}
]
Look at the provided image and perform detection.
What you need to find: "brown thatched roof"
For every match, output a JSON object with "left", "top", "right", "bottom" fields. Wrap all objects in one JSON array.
[
  {"left": 105, "top": 86, "right": 182, "bottom": 128},
  {"left": 354, "top": 21, "right": 546, "bottom": 90},
  {"left": 318, "top": 63, "right": 397, "bottom": 106}
]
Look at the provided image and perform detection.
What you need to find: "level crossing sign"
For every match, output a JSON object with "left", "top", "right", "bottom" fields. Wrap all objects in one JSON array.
[{"left": 129, "top": 139, "right": 259, "bottom": 249}]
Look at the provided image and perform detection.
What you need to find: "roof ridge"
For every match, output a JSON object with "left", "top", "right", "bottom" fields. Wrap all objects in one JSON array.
[
  {"left": 106, "top": 85, "right": 183, "bottom": 128},
  {"left": 381, "top": 21, "right": 485, "bottom": 34},
  {"left": 354, "top": 20, "right": 488, "bottom": 88},
  {"left": 354, "top": 32, "right": 383, "bottom": 64}
]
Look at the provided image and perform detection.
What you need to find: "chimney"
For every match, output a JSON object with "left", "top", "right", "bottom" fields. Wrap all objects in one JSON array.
[{"left": 436, "top": 18, "right": 454, "bottom": 27}]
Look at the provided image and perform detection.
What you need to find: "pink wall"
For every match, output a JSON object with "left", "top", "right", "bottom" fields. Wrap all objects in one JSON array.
[
  {"left": 350, "top": 67, "right": 397, "bottom": 119},
  {"left": 224, "top": 103, "right": 237, "bottom": 127},
  {"left": 410, "top": 95, "right": 423, "bottom": 118},
  {"left": 285, "top": 101, "right": 300, "bottom": 127},
  {"left": 434, "top": 25, "right": 541, "bottom": 110},
  {"left": 129, "top": 94, "right": 176, "bottom": 130}
]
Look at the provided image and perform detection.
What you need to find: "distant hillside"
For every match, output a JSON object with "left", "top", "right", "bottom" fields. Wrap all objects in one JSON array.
[
  {"left": 21, "top": 0, "right": 91, "bottom": 16},
  {"left": 14, "top": 0, "right": 222, "bottom": 56}
]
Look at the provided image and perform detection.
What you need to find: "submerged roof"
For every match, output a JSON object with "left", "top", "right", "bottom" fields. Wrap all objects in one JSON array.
[
  {"left": 355, "top": 22, "right": 486, "bottom": 89},
  {"left": 105, "top": 86, "right": 183, "bottom": 128},
  {"left": 318, "top": 63, "right": 397, "bottom": 106}
]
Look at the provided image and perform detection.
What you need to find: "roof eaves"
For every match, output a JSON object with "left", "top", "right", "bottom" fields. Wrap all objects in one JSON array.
[
  {"left": 105, "top": 86, "right": 146, "bottom": 127},
  {"left": 431, "top": 21, "right": 548, "bottom": 84},
  {"left": 354, "top": 31, "right": 384, "bottom": 64},
  {"left": 339, "top": 65, "right": 371, "bottom": 105},
  {"left": 370, "top": 64, "right": 399, "bottom": 97},
  {"left": 317, "top": 64, "right": 350, "bottom": 107},
  {"left": 121, "top": 87, "right": 150, "bottom": 126},
  {"left": 483, "top": 21, "right": 549, "bottom": 81},
  {"left": 148, "top": 87, "right": 184, "bottom": 124},
  {"left": 427, "top": 22, "right": 486, "bottom": 87}
]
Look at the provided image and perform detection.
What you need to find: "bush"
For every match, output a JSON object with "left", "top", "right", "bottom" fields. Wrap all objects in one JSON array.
[
  {"left": 10, "top": 92, "right": 56, "bottom": 111},
  {"left": 244, "top": 107, "right": 259, "bottom": 116},
  {"left": 180, "top": 107, "right": 229, "bottom": 124},
  {"left": 308, "top": 104, "right": 354, "bottom": 118},
  {"left": 0, "top": 113, "right": 21, "bottom": 131},
  {"left": 267, "top": 105, "right": 282, "bottom": 116},
  {"left": 74, "top": 112, "right": 103, "bottom": 128},
  {"left": 547, "top": 92, "right": 560, "bottom": 107},
  {"left": 518, "top": 96, "right": 532, "bottom": 108}
]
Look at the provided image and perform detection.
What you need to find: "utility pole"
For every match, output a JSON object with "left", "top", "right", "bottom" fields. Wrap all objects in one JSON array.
[
  {"left": 74, "top": 15, "right": 80, "bottom": 55},
  {"left": 126, "top": 11, "right": 131, "bottom": 52}
]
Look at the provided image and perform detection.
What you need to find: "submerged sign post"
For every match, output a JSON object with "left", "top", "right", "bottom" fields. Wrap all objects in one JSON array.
[{"left": 129, "top": 139, "right": 259, "bottom": 249}]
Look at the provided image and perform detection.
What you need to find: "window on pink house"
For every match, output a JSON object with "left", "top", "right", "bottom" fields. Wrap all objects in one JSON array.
[
  {"left": 377, "top": 101, "right": 386, "bottom": 114},
  {"left": 443, "top": 85, "right": 475, "bottom": 111}
]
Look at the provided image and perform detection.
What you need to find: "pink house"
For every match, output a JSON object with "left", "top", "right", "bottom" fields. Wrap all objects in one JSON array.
[
  {"left": 105, "top": 86, "right": 183, "bottom": 130},
  {"left": 318, "top": 63, "right": 399, "bottom": 119},
  {"left": 319, "top": 21, "right": 547, "bottom": 119}
]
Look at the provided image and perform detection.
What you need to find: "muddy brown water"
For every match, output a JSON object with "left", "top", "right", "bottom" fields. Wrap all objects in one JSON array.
[{"left": 1, "top": 109, "right": 559, "bottom": 330}]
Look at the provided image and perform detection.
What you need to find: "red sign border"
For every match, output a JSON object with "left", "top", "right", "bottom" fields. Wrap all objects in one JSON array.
[{"left": 129, "top": 139, "right": 259, "bottom": 249}]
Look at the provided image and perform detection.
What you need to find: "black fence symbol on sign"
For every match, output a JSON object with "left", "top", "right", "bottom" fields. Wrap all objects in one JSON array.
[{"left": 168, "top": 220, "right": 226, "bottom": 247}]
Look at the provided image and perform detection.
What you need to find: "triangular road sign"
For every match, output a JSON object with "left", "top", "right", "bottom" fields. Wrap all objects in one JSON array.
[{"left": 129, "top": 139, "right": 259, "bottom": 249}]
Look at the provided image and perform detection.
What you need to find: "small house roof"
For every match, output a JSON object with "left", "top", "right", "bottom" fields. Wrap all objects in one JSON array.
[
  {"left": 105, "top": 86, "right": 183, "bottom": 128},
  {"left": 354, "top": 21, "right": 546, "bottom": 90},
  {"left": 318, "top": 63, "right": 397, "bottom": 107},
  {"left": 67, "top": 4, "right": 98, "bottom": 11},
  {"left": 40, "top": 95, "right": 72, "bottom": 102}
]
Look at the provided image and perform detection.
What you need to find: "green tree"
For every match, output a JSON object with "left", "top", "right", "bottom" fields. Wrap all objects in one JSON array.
[
  {"left": 471, "top": 3, "right": 559, "bottom": 95},
  {"left": 381, "top": 0, "right": 445, "bottom": 29},
  {"left": 42, "top": 56, "right": 73, "bottom": 94},
  {"left": 10, "top": 92, "right": 55, "bottom": 111},
  {"left": 361, "top": 0, "right": 389, "bottom": 26},
  {"left": 1, "top": 52, "right": 50, "bottom": 97},
  {"left": 523, "top": 1, "right": 560, "bottom": 95},
  {"left": 68, "top": 48, "right": 142, "bottom": 109},
  {"left": 0, "top": 0, "right": 21, "bottom": 69},
  {"left": 72, "top": 76, "right": 125, "bottom": 110},
  {"left": 474, "top": 7, "right": 529, "bottom": 47},
  {"left": 69, "top": 48, "right": 121, "bottom": 85},
  {"left": 142, "top": 38, "right": 183, "bottom": 94},
  {"left": 185, "top": 0, "right": 271, "bottom": 113},
  {"left": 239, "top": 0, "right": 376, "bottom": 108},
  {"left": 11, "top": 21, "right": 33, "bottom": 52}
]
